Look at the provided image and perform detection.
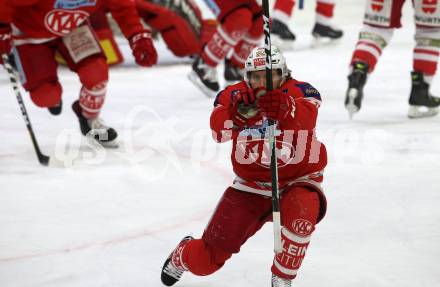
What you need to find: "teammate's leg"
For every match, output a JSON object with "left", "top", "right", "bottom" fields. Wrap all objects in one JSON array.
[
  {"left": 189, "top": 1, "right": 255, "bottom": 96},
  {"left": 345, "top": 0, "right": 405, "bottom": 118},
  {"left": 12, "top": 41, "right": 63, "bottom": 114},
  {"left": 271, "top": 0, "right": 297, "bottom": 47},
  {"left": 57, "top": 26, "right": 117, "bottom": 145},
  {"left": 225, "top": 12, "right": 263, "bottom": 83},
  {"left": 407, "top": 2, "right": 440, "bottom": 118},
  {"left": 312, "top": 0, "right": 343, "bottom": 40}
]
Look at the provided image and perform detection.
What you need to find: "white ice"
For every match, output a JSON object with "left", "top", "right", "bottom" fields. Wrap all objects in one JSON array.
[{"left": 1, "top": 1, "right": 440, "bottom": 287}]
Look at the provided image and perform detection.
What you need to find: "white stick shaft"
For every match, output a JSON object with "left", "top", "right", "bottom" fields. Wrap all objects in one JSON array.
[{"left": 273, "top": 211, "right": 283, "bottom": 254}]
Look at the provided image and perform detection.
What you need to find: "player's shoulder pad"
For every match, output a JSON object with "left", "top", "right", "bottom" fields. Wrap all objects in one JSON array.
[{"left": 295, "top": 82, "right": 321, "bottom": 101}]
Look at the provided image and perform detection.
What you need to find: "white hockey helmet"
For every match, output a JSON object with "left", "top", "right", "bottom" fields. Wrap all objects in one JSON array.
[{"left": 244, "top": 45, "right": 289, "bottom": 86}]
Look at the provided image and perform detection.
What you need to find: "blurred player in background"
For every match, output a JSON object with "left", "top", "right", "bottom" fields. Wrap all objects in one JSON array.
[
  {"left": 188, "top": 0, "right": 264, "bottom": 97},
  {"left": 271, "top": 0, "right": 343, "bottom": 49},
  {"left": 0, "top": 0, "right": 158, "bottom": 146},
  {"left": 345, "top": 0, "right": 440, "bottom": 119},
  {"left": 85, "top": 0, "right": 218, "bottom": 66},
  {"left": 160, "top": 46, "right": 327, "bottom": 287}
]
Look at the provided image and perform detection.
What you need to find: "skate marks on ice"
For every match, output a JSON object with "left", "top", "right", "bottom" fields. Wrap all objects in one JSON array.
[{"left": 0, "top": 209, "right": 210, "bottom": 263}]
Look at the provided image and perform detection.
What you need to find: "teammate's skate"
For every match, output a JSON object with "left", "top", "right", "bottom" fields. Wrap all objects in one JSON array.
[
  {"left": 312, "top": 23, "right": 343, "bottom": 40},
  {"left": 188, "top": 56, "right": 219, "bottom": 97},
  {"left": 48, "top": 100, "right": 62, "bottom": 115},
  {"left": 345, "top": 61, "right": 369, "bottom": 119},
  {"left": 224, "top": 59, "right": 244, "bottom": 85},
  {"left": 271, "top": 19, "right": 296, "bottom": 50},
  {"left": 72, "top": 100, "right": 118, "bottom": 147},
  {"left": 272, "top": 274, "right": 292, "bottom": 287},
  {"left": 408, "top": 71, "right": 440, "bottom": 118},
  {"left": 161, "top": 236, "right": 194, "bottom": 286}
]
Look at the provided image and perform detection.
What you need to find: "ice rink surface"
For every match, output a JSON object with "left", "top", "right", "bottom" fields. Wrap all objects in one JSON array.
[{"left": 1, "top": 1, "right": 439, "bottom": 287}]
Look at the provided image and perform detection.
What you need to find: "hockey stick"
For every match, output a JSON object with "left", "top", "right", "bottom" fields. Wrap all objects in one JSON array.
[
  {"left": 2, "top": 53, "right": 50, "bottom": 166},
  {"left": 261, "top": 0, "right": 283, "bottom": 254}
]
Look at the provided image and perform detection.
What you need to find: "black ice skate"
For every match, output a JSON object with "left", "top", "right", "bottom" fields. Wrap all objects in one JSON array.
[
  {"left": 48, "top": 100, "right": 62, "bottom": 115},
  {"left": 345, "top": 61, "right": 369, "bottom": 119},
  {"left": 312, "top": 23, "right": 343, "bottom": 41},
  {"left": 188, "top": 56, "right": 219, "bottom": 97},
  {"left": 271, "top": 19, "right": 296, "bottom": 50},
  {"left": 310, "top": 23, "right": 343, "bottom": 48},
  {"left": 161, "top": 236, "right": 194, "bottom": 286},
  {"left": 224, "top": 58, "right": 244, "bottom": 84},
  {"left": 408, "top": 71, "right": 440, "bottom": 118},
  {"left": 72, "top": 100, "right": 118, "bottom": 147},
  {"left": 272, "top": 274, "right": 291, "bottom": 287}
]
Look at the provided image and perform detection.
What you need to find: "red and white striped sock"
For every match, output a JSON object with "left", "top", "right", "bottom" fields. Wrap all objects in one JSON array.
[
  {"left": 271, "top": 226, "right": 313, "bottom": 280},
  {"left": 229, "top": 35, "right": 262, "bottom": 68},
  {"left": 350, "top": 25, "right": 394, "bottom": 72},
  {"left": 413, "top": 27, "right": 440, "bottom": 83},
  {"left": 79, "top": 82, "right": 107, "bottom": 119},
  {"left": 201, "top": 26, "right": 239, "bottom": 67},
  {"left": 315, "top": 0, "right": 335, "bottom": 26},
  {"left": 201, "top": 8, "right": 253, "bottom": 67},
  {"left": 273, "top": 0, "right": 295, "bottom": 25}
]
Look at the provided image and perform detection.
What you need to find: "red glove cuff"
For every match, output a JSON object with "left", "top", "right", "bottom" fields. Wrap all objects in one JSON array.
[{"left": 129, "top": 30, "right": 152, "bottom": 46}]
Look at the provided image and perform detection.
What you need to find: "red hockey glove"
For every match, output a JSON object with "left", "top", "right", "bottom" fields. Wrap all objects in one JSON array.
[
  {"left": 0, "top": 24, "right": 12, "bottom": 63},
  {"left": 257, "top": 89, "right": 295, "bottom": 122},
  {"left": 129, "top": 30, "right": 158, "bottom": 67},
  {"left": 230, "top": 88, "right": 258, "bottom": 128}
]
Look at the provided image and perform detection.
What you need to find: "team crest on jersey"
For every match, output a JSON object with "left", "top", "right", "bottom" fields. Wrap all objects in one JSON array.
[
  {"left": 235, "top": 138, "right": 297, "bottom": 168},
  {"left": 370, "top": 0, "right": 385, "bottom": 12},
  {"left": 422, "top": 0, "right": 437, "bottom": 14},
  {"left": 54, "top": 0, "right": 97, "bottom": 9},
  {"left": 45, "top": 9, "right": 89, "bottom": 36},
  {"left": 291, "top": 219, "right": 313, "bottom": 236}
]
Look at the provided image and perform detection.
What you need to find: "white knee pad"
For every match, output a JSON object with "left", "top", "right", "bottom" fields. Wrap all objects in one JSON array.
[
  {"left": 359, "top": 24, "right": 394, "bottom": 49},
  {"left": 415, "top": 27, "right": 440, "bottom": 49}
]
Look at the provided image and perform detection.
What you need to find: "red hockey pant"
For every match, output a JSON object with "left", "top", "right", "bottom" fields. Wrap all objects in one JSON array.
[
  {"left": 181, "top": 186, "right": 322, "bottom": 277},
  {"left": 13, "top": 39, "right": 107, "bottom": 108}
]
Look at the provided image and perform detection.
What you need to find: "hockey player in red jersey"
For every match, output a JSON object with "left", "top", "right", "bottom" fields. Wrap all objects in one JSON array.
[
  {"left": 82, "top": 0, "right": 218, "bottom": 65},
  {"left": 271, "top": 0, "right": 343, "bottom": 49},
  {"left": 0, "top": 0, "right": 158, "bottom": 146},
  {"left": 161, "top": 46, "right": 327, "bottom": 287},
  {"left": 135, "top": 0, "right": 218, "bottom": 58},
  {"left": 188, "top": 0, "right": 264, "bottom": 97},
  {"left": 345, "top": 0, "right": 440, "bottom": 119}
]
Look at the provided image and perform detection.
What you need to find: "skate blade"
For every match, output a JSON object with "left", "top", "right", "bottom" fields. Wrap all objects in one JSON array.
[
  {"left": 311, "top": 36, "right": 342, "bottom": 48},
  {"left": 408, "top": 105, "right": 439, "bottom": 119},
  {"left": 345, "top": 88, "right": 360, "bottom": 119},
  {"left": 99, "top": 140, "right": 119, "bottom": 149},
  {"left": 345, "top": 103, "right": 359, "bottom": 120},
  {"left": 188, "top": 71, "right": 218, "bottom": 98}
]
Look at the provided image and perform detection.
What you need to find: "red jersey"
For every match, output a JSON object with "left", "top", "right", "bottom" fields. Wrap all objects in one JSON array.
[
  {"left": 210, "top": 78, "right": 327, "bottom": 195},
  {"left": 0, "top": 0, "right": 144, "bottom": 44}
]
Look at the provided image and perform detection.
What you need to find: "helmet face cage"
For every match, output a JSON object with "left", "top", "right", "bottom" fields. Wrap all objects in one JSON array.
[{"left": 244, "top": 46, "right": 288, "bottom": 87}]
